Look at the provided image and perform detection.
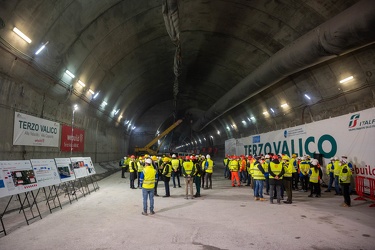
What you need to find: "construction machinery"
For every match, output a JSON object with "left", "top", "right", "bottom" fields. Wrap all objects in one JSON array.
[{"left": 134, "top": 119, "right": 183, "bottom": 155}]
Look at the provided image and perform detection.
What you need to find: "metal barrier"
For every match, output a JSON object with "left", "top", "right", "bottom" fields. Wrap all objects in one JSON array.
[{"left": 354, "top": 176, "right": 375, "bottom": 207}]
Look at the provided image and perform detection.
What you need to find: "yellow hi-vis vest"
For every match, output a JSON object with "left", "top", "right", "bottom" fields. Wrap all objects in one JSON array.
[
  {"left": 289, "top": 158, "right": 297, "bottom": 173},
  {"left": 229, "top": 160, "right": 239, "bottom": 171},
  {"left": 334, "top": 160, "right": 342, "bottom": 176},
  {"left": 162, "top": 163, "right": 172, "bottom": 178},
  {"left": 262, "top": 162, "right": 269, "bottom": 173},
  {"left": 183, "top": 161, "right": 195, "bottom": 176},
  {"left": 171, "top": 159, "right": 180, "bottom": 171},
  {"left": 137, "top": 161, "right": 144, "bottom": 172},
  {"left": 252, "top": 162, "right": 265, "bottom": 180},
  {"left": 339, "top": 164, "right": 351, "bottom": 184},
  {"left": 283, "top": 161, "right": 293, "bottom": 177},
  {"left": 269, "top": 162, "right": 283, "bottom": 179},
  {"left": 299, "top": 161, "right": 310, "bottom": 176},
  {"left": 204, "top": 159, "right": 214, "bottom": 173},
  {"left": 142, "top": 166, "right": 157, "bottom": 189},
  {"left": 309, "top": 168, "right": 319, "bottom": 183},
  {"left": 129, "top": 161, "right": 136, "bottom": 172},
  {"left": 326, "top": 162, "right": 334, "bottom": 174}
]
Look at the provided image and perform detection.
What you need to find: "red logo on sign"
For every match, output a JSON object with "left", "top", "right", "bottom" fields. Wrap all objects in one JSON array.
[{"left": 60, "top": 125, "right": 85, "bottom": 152}]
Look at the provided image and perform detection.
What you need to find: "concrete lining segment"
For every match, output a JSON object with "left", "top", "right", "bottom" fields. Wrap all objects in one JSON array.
[{"left": 0, "top": 164, "right": 375, "bottom": 249}]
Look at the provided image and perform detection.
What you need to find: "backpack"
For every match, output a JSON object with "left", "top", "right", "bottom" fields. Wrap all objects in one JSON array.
[{"left": 119, "top": 159, "right": 124, "bottom": 167}]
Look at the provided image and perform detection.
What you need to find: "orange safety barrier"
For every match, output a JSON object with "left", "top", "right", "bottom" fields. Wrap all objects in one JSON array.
[{"left": 354, "top": 176, "right": 375, "bottom": 207}]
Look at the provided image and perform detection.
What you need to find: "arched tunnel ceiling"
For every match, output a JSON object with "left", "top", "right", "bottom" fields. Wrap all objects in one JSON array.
[{"left": 1, "top": 0, "right": 375, "bottom": 151}]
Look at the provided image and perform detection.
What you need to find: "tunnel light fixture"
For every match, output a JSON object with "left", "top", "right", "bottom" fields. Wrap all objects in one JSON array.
[
  {"left": 304, "top": 94, "right": 311, "bottom": 100},
  {"left": 125, "top": 120, "right": 129, "bottom": 124},
  {"left": 114, "top": 109, "right": 120, "bottom": 115},
  {"left": 132, "top": 126, "right": 136, "bottom": 130},
  {"left": 270, "top": 108, "right": 275, "bottom": 113},
  {"left": 88, "top": 89, "right": 95, "bottom": 95},
  {"left": 199, "top": 139, "right": 202, "bottom": 143},
  {"left": 226, "top": 126, "right": 230, "bottom": 131},
  {"left": 65, "top": 70, "right": 75, "bottom": 78},
  {"left": 13, "top": 27, "right": 32, "bottom": 43},
  {"left": 73, "top": 104, "right": 78, "bottom": 111},
  {"left": 35, "top": 41, "right": 49, "bottom": 55},
  {"left": 78, "top": 80, "right": 86, "bottom": 87},
  {"left": 119, "top": 115, "right": 123, "bottom": 119},
  {"left": 281, "top": 103, "right": 288, "bottom": 108},
  {"left": 101, "top": 101, "right": 108, "bottom": 107},
  {"left": 217, "top": 130, "right": 220, "bottom": 135},
  {"left": 93, "top": 91, "right": 99, "bottom": 99},
  {"left": 204, "top": 138, "right": 206, "bottom": 141},
  {"left": 250, "top": 116, "right": 255, "bottom": 120},
  {"left": 263, "top": 111, "right": 269, "bottom": 116},
  {"left": 195, "top": 140, "right": 197, "bottom": 144},
  {"left": 339, "top": 76, "right": 353, "bottom": 83},
  {"left": 210, "top": 136, "right": 214, "bottom": 139},
  {"left": 242, "top": 120, "right": 246, "bottom": 125}
]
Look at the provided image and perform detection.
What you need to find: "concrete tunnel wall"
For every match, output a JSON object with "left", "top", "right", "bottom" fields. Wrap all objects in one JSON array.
[{"left": 0, "top": 73, "right": 128, "bottom": 163}]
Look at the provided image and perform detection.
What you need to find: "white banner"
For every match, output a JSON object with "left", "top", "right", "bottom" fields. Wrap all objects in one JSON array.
[
  {"left": 55, "top": 158, "right": 76, "bottom": 183},
  {"left": 30, "top": 159, "right": 61, "bottom": 188},
  {"left": 225, "top": 107, "right": 375, "bottom": 178},
  {"left": 0, "top": 160, "right": 39, "bottom": 198},
  {"left": 13, "top": 112, "right": 60, "bottom": 147}
]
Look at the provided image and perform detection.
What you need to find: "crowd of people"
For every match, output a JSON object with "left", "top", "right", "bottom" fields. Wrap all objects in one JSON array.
[
  {"left": 223, "top": 153, "right": 353, "bottom": 206},
  {"left": 120, "top": 153, "right": 215, "bottom": 215},
  {"left": 120, "top": 152, "right": 353, "bottom": 215}
]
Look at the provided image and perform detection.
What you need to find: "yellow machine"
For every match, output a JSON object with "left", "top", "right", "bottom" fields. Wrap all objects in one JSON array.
[{"left": 134, "top": 119, "right": 183, "bottom": 155}]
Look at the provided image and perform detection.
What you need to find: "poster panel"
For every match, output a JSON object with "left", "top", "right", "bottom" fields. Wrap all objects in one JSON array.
[
  {"left": 70, "top": 157, "right": 88, "bottom": 179},
  {"left": 30, "top": 159, "right": 61, "bottom": 187},
  {"left": 13, "top": 112, "right": 60, "bottom": 147},
  {"left": 0, "top": 160, "right": 38, "bottom": 198},
  {"left": 55, "top": 158, "right": 76, "bottom": 182},
  {"left": 82, "top": 157, "right": 96, "bottom": 175},
  {"left": 225, "top": 107, "right": 375, "bottom": 178},
  {"left": 60, "top": 125, "right": 85, "bottom": 152}
]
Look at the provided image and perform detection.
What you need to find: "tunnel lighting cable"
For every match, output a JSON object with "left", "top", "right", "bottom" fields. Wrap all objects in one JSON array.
[
  {"left": 339, "top": 76, "right": 354, "bottom": 83},
  {"left": 35, "top": 41, "right": 49, "bottom": 55},
  {"left": 13, "top": 27, "right": 32, "bottom": 43}
]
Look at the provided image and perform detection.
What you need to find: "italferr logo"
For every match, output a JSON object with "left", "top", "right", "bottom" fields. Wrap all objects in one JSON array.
[{"left": 348, "top": 114, "right": 360, "bottom": 128}]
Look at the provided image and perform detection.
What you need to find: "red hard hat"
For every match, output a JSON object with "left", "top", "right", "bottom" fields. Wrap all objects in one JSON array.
[
  {"left": 272, "top": 155, "right": 278, "bottom": 160},
  {"left": 131, "top": 155, "right": 135, "bottom": 159},
  {"left": 185, "top": 156, "right": 190, "bottom": 160}
]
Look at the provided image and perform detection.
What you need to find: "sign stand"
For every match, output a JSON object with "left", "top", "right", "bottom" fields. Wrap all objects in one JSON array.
[
  {"left": 43, "top": 185, "right": 62, "bottom": 213},
  {"left": 88, "top": 175, "right": 100, "bottom": 191},
  {"left": 18, "top": 191, "right": 42, "bottom": 224},
  {"left": 0, "top": 196, "right": 14, "bottom": 236},
  {"left": 63, "top": 181, "right": 78, "bottom": 204}
]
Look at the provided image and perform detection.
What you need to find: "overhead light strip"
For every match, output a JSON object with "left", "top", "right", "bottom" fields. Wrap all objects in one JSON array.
[
  {"left": 339, "top": 76, "right": 353, "bottom": 83},
  {"left": 13, "top": 27, "right": 32, "bottom": 43}
]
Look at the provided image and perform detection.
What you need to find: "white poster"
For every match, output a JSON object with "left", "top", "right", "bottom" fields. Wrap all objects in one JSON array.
[
  {"left": 70, "top": 157, "right": 88, "bottom": 179},
  {"left": 83, "top": 157, "right": 96, "bottom": 175},
  {"left": 13, "top": 112, "right": 60, "bottom": 147},
  {"left": 0, "top": 160, "right": 39, "bottom": 198},
  {"left": 55, "top": 158, "right": 76, "bottom": 183},
  {"left": 225, "top": 107, "right": 375, "bottom": 178},
  {"left": 30, "top": 159, "right": 61, "bottom": 187}
]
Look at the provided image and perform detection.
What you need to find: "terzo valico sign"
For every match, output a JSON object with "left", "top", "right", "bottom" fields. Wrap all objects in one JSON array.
[
  {"left": 13, "top": 112, "right": 60, "bottom": 147},
  {"left": 225, "top": 107, "right": 375, "bottom": 177}
]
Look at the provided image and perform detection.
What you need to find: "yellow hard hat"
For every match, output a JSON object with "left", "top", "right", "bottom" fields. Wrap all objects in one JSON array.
[
  {"left": 151, "top": 155, "right": 157, "bottom": 161},
  {"left": 163, "top": 157, "right": 170, "bottom": 163},
  {"left": 282, "top": 155, "right": 290, "bottom": 160}
]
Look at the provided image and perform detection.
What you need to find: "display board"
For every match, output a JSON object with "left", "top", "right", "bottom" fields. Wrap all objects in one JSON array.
[
  {"left": 30, "top": 159, "right": 61, "bottom": 188},
  {"left": 55, "top": 158, "right": 76, "bottom": 183},
  {"left": 82, "top": 157, "right": 96, "bottom": 175},
  {"left": 225, "top": 107, "right": 375, "bottom": 178},
  {"left": 70, "top": 157, "right": 88, "bottom": 179},
  {"left": 13, "top": 112, "right": 60, "bottom": 147},
  {"left": 0, "top": 160, "right": 38, "bottom": 198},
  {"left": 60, "top": 125, "right": 85, "bottom": 152}
]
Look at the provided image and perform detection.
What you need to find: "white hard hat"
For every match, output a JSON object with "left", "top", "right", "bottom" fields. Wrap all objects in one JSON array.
[
  {"left": 206, "top": 154, "right": 210, "bottom": 159},
  {"left": 265, "top": 155, "right": 270, "bottom": 159},
  {"left": 145, "top": 158, "right": 152, "bottom": 164},
  {"left": 172, "top": 154, "right": 176, "bottom": 158},
  {"left": 341, "top": 159, "right": 348, "bottom": 164}
]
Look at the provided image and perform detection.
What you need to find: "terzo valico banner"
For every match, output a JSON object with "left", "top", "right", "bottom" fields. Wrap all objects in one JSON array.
[
  {"left": 60, "top": 125, "right": 85, "bottom": 152},
  {"left": 13, "top": 112, "right": 60, "bottom": 147},
  {"left": 225, "top": 107, "right": 375, "bottom": 178}
]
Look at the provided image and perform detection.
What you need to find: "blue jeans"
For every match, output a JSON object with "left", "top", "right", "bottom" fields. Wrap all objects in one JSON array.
[
  {"left": 172, "top": 171, "right": 180, "bottom": 187},
  {"left": 142, "top": 188, "right": 154, "bottom": 213},
  {"left": 254, "top": 180, "right": 264, "bottom": 198},
  {"left": 327, "top": 173, "right": 334, "bottom": 191}
]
